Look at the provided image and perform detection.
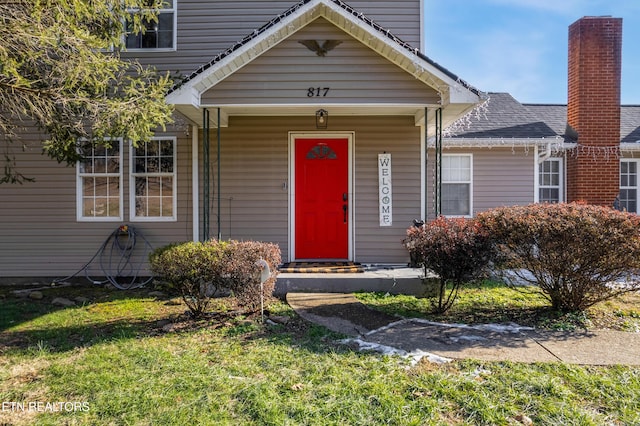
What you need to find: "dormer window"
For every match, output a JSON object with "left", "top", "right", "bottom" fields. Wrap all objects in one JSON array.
[{"left": 125, "top": 0, "right": 176, "bottom": 50}]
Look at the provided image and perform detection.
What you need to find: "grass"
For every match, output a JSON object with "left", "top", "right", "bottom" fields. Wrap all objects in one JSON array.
[
  {"left": 356, "top": 280, "right": 640, "bottom": 332},
  {"left": 0, "top": 283, "right": 639, "bottom": 425}
]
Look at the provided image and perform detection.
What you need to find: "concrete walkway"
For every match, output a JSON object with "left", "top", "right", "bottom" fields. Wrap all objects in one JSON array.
[{"left": 286, "top": 292, "right": 640, "bottom": 365}]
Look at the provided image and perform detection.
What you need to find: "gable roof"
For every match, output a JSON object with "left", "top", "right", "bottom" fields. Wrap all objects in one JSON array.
[
  {"left": 167, "top": 0, "right": 484, "bottom": 128},
  {"left": 444, "top": 92, "right": 640, "bottom": 148}
]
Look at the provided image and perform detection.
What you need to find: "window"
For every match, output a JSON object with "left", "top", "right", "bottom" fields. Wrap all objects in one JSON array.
[
  {"left": 77, "top": 140, "right": 123, "bottom": 221},
  {"left": 442, "top": 154, "right": 472, "bottom": 216},
  {"left": 620, "top": 160, "right": 638, "bottom": 213},
  {"left": 130, "top": 137, "right": 177, "bottom": 221},
  {"left": 538, "top": 158, "right": 563, "bottom": 203},
  {"left": 125, "top": 0, "right": 176, "bottom": 50}
]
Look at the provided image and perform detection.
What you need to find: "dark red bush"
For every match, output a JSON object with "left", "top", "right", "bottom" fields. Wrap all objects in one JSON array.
[
  {"left": 404, "top": 216, "right": 495, "bottom": 313},
  {"left": 478, "top": 203, "right": 640, "bottom": 311}
]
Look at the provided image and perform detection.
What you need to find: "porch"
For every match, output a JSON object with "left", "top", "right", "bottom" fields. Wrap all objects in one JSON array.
[{"left": 275, "top": 264, "right": 424, "bottom": 295}]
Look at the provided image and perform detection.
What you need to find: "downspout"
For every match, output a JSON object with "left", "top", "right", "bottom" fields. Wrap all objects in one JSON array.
[
  {"left": 192, "top": 124, "right": 199, "bottom": 241},
  {"left": 217, "top": 107, "right": 222, "bottom": 240},
  {"left": 423, "top": 107, "right": 428, "bottom": 222},
  {"left": 435, "top": 107, "right": 443, "bottom": 217},
  {"left": 203, "top": 108, "right": 210, "bottom": 240},
  {"left": 538, "top": 142, "right": 552, "bottom": 163}
]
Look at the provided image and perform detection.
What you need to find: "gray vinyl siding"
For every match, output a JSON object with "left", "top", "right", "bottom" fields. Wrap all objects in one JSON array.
[
  {"left": 125, "top": 0, "right": 421, "bottom": 77},
  {"left": 473, "top": 149, "right": 535, "bottom": 213},
  {"left": 424, "top": 147, "right": 536, "bottom": 218},
  {"left": 0, "top": 124, "right": 193, "bottom": 278},
  {"left": 201, "top": 18, "right": 438, "bottom": 105},
  {"left": 352, "top": 116, "right": 421, "bottom": 263},
  {"left": 207, "top": 115, "right": 420, "bottom": 264}
]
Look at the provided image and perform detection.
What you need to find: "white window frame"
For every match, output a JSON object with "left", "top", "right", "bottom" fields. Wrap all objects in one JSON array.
[
  {"left": 125, "top": 0, "right": 177, "bottom": 51},
  {"left": 536, "top": 157, "right": 564, "bottom": 203},
  {"left": 441, "top": 153, "right": 473, "bottom": 217},
  {"left": 620, "top": 159, "right": 639, "bottom": 213},
  {"left": 76, "top": 139, "right": 124, "bottom": 222},
  {"left": 129, "top": 137, "right": 177, "bottom": 222}
]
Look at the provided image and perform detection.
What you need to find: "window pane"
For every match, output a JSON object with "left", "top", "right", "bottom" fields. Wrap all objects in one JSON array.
[
  {"left": 538, "top": 159, "right": 561, "bottom": 203},
  {"left": 126, "top": 11, "right": 174, "bottom": 49},
  {"left": 442, "top": 156, "right": 470, "bottom": 182},
  {"left": 78, "top": 140, "right": 121, "bottom": 219},
  {"left": 442, "top": 183, "right": 470, "bottom": 216},
  {"left": 539, "top": 188, "right": 559, "bottom": 203},
  {"left": 620, "top": 188, "right": 637, "bottom": 213},
  {"left": 132, "top": 139, "right": 175, "bottom": 219}
]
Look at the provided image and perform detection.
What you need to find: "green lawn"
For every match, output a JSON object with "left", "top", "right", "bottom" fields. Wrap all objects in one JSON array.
[{"left": 1, "top": 283, "right": 639, "bottom": 425}]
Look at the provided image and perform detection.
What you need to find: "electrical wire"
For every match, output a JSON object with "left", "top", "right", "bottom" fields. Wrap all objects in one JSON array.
[{"left": 53, "top": 225, "right": 154, "bottom": 290}]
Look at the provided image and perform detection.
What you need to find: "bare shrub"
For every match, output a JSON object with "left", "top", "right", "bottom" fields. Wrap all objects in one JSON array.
[
  {"left": 149, "top": 240, "right": 281, "bottom": 317},
  {"left": 222, "top": 240, "right": 281, "bottom": 311},
  {"left": 404, "top": 216, "right": 495, "bottom": 313},
  {"left": 478, "top": 203, "right": 640, "bottom": 311}
]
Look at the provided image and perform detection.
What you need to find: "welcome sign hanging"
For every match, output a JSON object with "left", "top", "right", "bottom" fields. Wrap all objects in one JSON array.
[{"left": 378, "top": 153, "right": 392, "bottom": 226}]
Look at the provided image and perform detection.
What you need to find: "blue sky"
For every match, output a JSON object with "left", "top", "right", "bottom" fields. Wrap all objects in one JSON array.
[{"left": 424, "top": 0, "right": 640, "bottom": 104}]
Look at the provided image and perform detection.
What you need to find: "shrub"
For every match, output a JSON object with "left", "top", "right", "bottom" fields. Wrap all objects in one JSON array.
[
  {"left": 149, "top": 240, "right": 229, "bottom": 317},
  {"left": 478, "top": 203, "right": 640, "bottom": 312},
  {"left": 222, "top": 240, "right": 281, "bottom": 311},
  {"left": 149, "top": 240, "right": 281, "bottom": 317},
  {"left": 404, "top": 216, "right": 495, "bottom": 313}
]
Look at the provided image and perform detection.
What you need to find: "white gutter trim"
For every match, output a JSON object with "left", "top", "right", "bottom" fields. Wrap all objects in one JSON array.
[{"left": 430, "top": 136, "right": 568, "bottom": 148}]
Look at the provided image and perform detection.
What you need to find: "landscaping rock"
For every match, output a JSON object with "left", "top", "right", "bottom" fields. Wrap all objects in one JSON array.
[
  {"left": 156, "top": 319, "right": 171, "bottom": 328},
  {"left": 51, "top": 297, "right": 76, "bottom": 307},
  {"left": 74, "top": 296, "right": 90, "bottom": 304},
  {"left": 148, "top": 291, "right": 166, "bottom": 298},
  {"left": 268, "top": 315, "right": 290, "bottom": 325},
  {"left": 28, "top": 291, "right": 44, "bottom": 300},
  {"left": 162, "top": 323, "right": 179, "bottom": 333}
]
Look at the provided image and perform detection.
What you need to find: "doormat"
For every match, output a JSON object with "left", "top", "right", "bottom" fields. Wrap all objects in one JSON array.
[{"left": 279, "top": 262, "right": 365, "bottom": 273}]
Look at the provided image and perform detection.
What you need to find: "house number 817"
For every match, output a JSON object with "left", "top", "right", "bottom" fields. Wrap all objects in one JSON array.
[{"left": 307, "top": 87, "right": 330, "bottom": 97}]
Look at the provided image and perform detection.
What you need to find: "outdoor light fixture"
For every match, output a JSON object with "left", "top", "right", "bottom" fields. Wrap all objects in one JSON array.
[{"left": 315, "top": 109, "right": 328, "bottom": 129}]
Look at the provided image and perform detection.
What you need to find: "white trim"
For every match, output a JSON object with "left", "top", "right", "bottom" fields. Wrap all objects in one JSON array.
[
  {"left": 419, "top": 0, "right": 425, "bottom": 54},
  {"left": 437, "top": 137, "right": 567, "bottom": 148},
  {"left": 621, "top": 143, "right": 640, "bottom": 152},
  {"left": 191, "top": 124, "right": 199, "bottom": 241},
  {"left": 534, "top": 153, "right": 564, "bottom": 204},
  {"left": 288, "top": 131, "right": 355, "bottom": 262},
  {"left": 620, "top": 159, "right": 639, "bottom": 213},
  {"left": 128, "top": 136, "right": 178, "bottom": 222},
  {"left": 441, "top": 153, "right": 473, "bottom": 218},
  {"left": 76, "top": 138, "right": 124, "bottom": 222}
]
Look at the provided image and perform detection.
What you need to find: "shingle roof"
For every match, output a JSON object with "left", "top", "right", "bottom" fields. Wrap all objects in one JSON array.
[
  {"left": 621, "top": 106, "right": 640, "bottom": 143},
  {"left": 449, "top": 92, "right": 640, "bottom": 144}
]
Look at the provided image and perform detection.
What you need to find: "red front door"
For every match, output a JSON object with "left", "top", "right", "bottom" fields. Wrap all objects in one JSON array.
[{"left": 295, "top": 138, "right": 349, "bottom": 259}]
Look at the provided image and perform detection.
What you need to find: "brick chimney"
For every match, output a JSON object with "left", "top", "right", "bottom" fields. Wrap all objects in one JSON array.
[{"left": 566, "top": 16, "right": 622, "bottom": 205}]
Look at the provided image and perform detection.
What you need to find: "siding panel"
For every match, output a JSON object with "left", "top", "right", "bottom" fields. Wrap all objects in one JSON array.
[
  {"left": 424, "top": 147, "right": 536, "bottom": 218},
  {"left": 125, "top": 0, "right": 421, "bottom": 77},
  {"left": 201, "top": 19, "right": 438, "bottom": 105},
  {"left": 204, "top": 116, "right": 420, "bottom": 264},
  {"left": 0, "top": 124, "right": 193, "bottom": 278}
]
